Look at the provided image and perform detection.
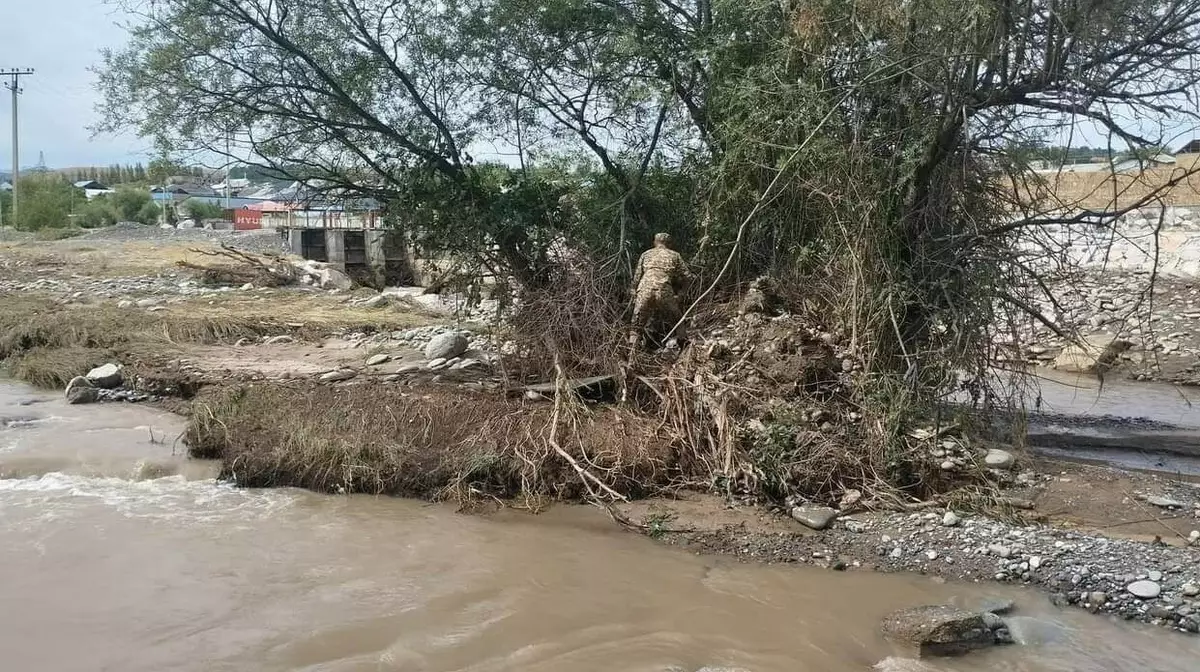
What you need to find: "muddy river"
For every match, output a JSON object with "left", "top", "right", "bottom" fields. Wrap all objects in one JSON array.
[{"left": 1, "top": 380, "right": 1197, "bottom": 671}]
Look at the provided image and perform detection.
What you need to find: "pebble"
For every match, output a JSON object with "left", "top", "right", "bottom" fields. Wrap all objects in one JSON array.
[
  {"left": 365, "top": 354, "right": 390, "bottom": 366},
  {"left": 1028, "top": 556, "right": 1042, "bottom": 570},
  {"left": 1182, "top": 583, "right": 1200, "bottom": 597},
  {"left": 925, "top": 550, "right": 939, "bottom": 561},
  {"left": 395, "top": 361, "right": 423, "bottom": 374},
  {"left": 1127, "top": 580, "right": 1161, "bottom": 599},
  {"left": 942, "top": 511, "right": 960, "bottom": 527},
  {"left": 988, "top": 544, "right": 1013, "bottom": 559},
  {"left": 426, "top": 358, "right": 448, "bottom": 370},
  {"left": 1087, "top": 591, "right": 1108, "bottom": 606},
  {"left": 1189, "top": 530, "right": 1200, "bottom": 545},
  {"left": 319, "top": 369, "right": 357, "bottom": 382},
  {"left": 1143, "top": 495, "right": 1185, "bottom": 508},
  {"left": 1148, "top": 570, "right": 1163, "bottom": 582}
]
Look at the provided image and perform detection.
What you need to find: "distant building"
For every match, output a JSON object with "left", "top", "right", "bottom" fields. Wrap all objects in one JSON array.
[
  {"left": 73, "top": 180, "right": 115, "bottom": 200},
  {"left": 151, "top": 183, "right": 219, "bottom": 201}
]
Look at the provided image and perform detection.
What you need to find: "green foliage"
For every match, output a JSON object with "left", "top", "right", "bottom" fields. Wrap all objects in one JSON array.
[
  {"left": 11, "top": 176, "right": 82, "bottom": 230},
  {"left": 183, "top": 200, "right": 226, "bottom": 220},
  {"left": 136, "top": 201, "right": 162, "bottom": 225},
  {"left": 75, "top": 196, "right": 120, "bottom": 228},
  {"left": 110, "top": 187, "right": 154, "bottom": 222}
]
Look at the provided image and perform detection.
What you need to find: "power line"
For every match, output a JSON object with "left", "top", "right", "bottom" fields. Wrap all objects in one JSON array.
[{"left": 2, "top": 68, "right": 35, "bottom": 225}]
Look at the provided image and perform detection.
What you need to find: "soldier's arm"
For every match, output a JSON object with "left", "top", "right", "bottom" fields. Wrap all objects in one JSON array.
[
  {"left": 675, "top": 254, "right": 694, "bottom": 285},
  {"left": 632, "top": 252, "right": 645, "bottom": 289}
]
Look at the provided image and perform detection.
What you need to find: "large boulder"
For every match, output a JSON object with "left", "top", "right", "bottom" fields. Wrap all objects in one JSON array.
[
  {"left": 881, "top": 605, "right": 996, "bottom": 657},
  {"left": 65, "top": 376, "right": 99, "bottom": 405},
  {"left": 86, "top": 363, "right": 124, "bottom": 389},
  {"left": 424, "top": 332, "right": 469, "bottom": 360},
  {"left": 1054, "top": 335, "right": 1133, "bottom": 374},
  {"left": 319, "top": 268, "right": 353, "bottom": 291}
]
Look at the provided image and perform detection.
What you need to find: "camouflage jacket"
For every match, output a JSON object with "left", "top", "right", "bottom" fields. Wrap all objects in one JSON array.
[{"left": 633, "top": 247, "right": 691, "bottom": 294}]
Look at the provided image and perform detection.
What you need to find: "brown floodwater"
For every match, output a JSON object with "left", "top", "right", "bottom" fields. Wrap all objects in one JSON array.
[{"left": 2, "top": 380, "right": 1198, "bottom": 672}]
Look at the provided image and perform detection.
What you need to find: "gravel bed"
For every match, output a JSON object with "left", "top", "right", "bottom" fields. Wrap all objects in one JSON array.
[{"left": 672, "top": 500, "right": 1200, "bottom": 635}]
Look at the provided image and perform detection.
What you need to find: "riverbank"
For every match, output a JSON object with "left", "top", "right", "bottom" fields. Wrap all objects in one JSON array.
[
  {"left": 619, "top": 457, "right": 1200, "bottom": 634},
  {"left": 5, "top": 229, "right": 1200, "bottom": 642}
]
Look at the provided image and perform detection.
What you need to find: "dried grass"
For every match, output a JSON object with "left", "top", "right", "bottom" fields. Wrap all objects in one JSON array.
[{"left": 185, "top": 383, "right": 677, "bottom": 502}]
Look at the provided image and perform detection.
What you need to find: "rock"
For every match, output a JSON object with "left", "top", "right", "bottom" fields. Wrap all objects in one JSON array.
[
  {"left": 983, "top": 448, "right": 1015, "bottom": 470},
  {"left": 240, "top": 282, "right": 254, "bottom": 291},
  {"left": 941, "top": 511, "right": 960, "bottom": 527},
  {"left": 524, "top": 390, "right": 544, "bottom": 401},
  {"left": 263, "top": 335, "right": 294, "bottom": 345},
  {"left": 1148, "top": 570, "right": 1163, "bottom": 582},
  {"left": 1087, "top": 591, "right": 1108, "bottom": 606},
  {"left": 319, "top": 369, "right": 357, "bottom": 383},
  {"left": 1143, "top": 495, "right": 1185, "bottom": 508},
  {"left": 64, "top": 376, "right": 99, "bottom": 405},
  {"left": 790, "top": 505, "right": 839, "bottom": 530},
  {"left": 987, "top": 544, "right": 1013, "bottom": 559},
  {"left": 363, "top": 294, "right": 388, "bottom": 308},
  {"left": 1182, "top": 583, "right": 1199, "bottom": 597},
  {"left": 1028, "top": 556, "right": 1042, "bottom": 570},
  {"left": 1148, "top": 605, "right": 1175, "bottom": 620},
  {"left": 85, "top": 363, "right": 124, "bottom": 389},
  {"left": 880, "top": 605, "right": 996, "bottom": 657},
  {"left": 426, "top": 357, "right": 448, "bottom": 370},
  {"left": 424, "top": 332, "right": 469, "bottom": 360},
  {"left": 843, "top": 520, "right": 867, "bottom": 533},
  {"left": 1054, "top": 335, "right": 1133, "bottom": 373},
  {"left": 1127, "top": 580, "right": 1161, "bottom": 599},
  {"left": 980, "top": 612, "right": 1004, "bottom": 631},
  {"left": 135, "top": 297, "right": 161, "bottom": 308},
  {"left": 452, "top": 358, "right": 484, "bottom": 370},
  {"left": 1190, "top": 530, "right": 1200, "bottom": 545},
  {"left": 977, "top": 598, "right": 1015, "bottom": 615},
  {"left": 147, "top": 305, "right": 166, "bottom": 312},
  {"left": 318, "top": 268, "right": 353, "bottom": 290},
  {"left": 395, "top": 361, "right": 423, "bottom": 374},
  {"left": 117, "top": 300, "right": 133, "bottom": 309},
  {"left": 366, "top": 354, "right": 390, "bottom": 366},
  {"left": 839, "top": 488, "right": 863, "bottom": 508}
]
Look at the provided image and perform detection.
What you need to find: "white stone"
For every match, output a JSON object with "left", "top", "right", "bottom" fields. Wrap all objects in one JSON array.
[
  {"left": 984, "top": 448, "right": 1015, "bottom": 470},
  {"left": 1028, "top": 556, "right": 1042, "bottom": 570},
  {"left": 426, "top": 357, "right": 448, "bottom": 370},
  {"left": 987, "top": 544, "right": 1013, "bottom": 559},
  {"left": 942, "top": 511, "right": 960, "bottom": 527},
  {"left": 1127, "top": 580, "right": 1161, "bottom": 599},
  {"left": 85, "top": 363, "right": 124, "bottom": 389},
  {"left": 424, "top": 332, "right": 469, "bottom": 360},
  {"left": 366, "top": 354, "right": 390, "bottom": 366},
  {"left": 319, "top": 369, "right": 357, "bottom": 382}
]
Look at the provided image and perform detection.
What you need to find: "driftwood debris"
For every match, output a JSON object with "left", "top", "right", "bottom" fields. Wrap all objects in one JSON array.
[{"left": 177, "top": 243, "right": 298, "bottom": 287}]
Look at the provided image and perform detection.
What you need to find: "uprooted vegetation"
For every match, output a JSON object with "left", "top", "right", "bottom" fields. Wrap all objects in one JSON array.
[{"left": 185, "top": 384, "right": 676, "bottom": 504}]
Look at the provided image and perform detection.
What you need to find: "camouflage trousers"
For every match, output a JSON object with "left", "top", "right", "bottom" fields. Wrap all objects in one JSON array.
[{"left": 630, "top": 284, "right": 685, "bottom": 343}]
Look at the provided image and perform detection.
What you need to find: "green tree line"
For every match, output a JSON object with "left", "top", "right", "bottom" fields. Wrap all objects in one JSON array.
[{"left": 2, "top": 175, "right": 161, "bottom": 230}]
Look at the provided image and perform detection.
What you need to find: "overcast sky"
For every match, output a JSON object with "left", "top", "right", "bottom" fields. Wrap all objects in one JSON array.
[{"left": 0, "top": 0, "right": 146, "bottom": 170}]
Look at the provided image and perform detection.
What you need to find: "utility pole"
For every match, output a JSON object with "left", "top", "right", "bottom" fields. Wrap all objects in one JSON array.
[{"left": 2, "top": 68, "right": 35, "bottom": 225}]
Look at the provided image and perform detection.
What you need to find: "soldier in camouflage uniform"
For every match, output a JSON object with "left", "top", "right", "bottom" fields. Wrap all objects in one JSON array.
[{"left": 630, "top": 232, "right": 692, "bottom": 349}]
